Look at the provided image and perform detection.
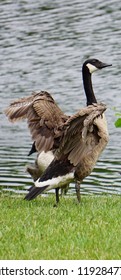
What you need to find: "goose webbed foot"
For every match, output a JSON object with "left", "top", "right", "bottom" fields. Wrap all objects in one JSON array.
[{"left": 75, "top": 181, "right": 81, "bottom": 203}]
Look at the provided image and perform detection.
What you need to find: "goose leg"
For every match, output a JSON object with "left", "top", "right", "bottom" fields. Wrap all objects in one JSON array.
[
  {"left": 75, "top": 181, "right": 81, "bottom": 203},
  {"left": 53, "top": 188, "right": 60, "bottom": 207},
  {"left": 55, "top": 187, "right": 60, "bottom": 204}
]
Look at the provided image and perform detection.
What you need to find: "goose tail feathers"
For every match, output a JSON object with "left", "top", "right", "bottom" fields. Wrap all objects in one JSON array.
[{"left": 25, "top": 185, "right": 48, "bottom": 200}]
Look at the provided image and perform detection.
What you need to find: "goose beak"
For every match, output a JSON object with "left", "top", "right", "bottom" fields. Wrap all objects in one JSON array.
[{"left": 100, "top": 62, "right": 112, "bottom": 69}]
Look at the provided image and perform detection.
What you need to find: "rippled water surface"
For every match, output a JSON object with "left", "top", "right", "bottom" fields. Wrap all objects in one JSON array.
[{"left": 0, "top": 0, "right": 121, "bottom": 196}]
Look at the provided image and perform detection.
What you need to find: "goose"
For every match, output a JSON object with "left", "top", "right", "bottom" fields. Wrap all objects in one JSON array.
[{"left": 5, "top": 58, "right": 111, "bottom": 204}]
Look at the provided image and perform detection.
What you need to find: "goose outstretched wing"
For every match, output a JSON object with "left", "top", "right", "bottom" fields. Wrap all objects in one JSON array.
[
  {"left": 5, "top": 91, "right": 68, "bottom": 153},
  {"left": 56, "top": 103, "right": 107, "bottom": 166}
]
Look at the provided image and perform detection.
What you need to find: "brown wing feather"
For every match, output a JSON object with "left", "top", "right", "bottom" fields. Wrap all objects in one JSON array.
[
  {"left": 5, "top": 91, "right": 68, "bottom": 152},
  {"left": 56, "top": 103, "right": 107, "bottom": 166},
  {"left": 4, "top": 94, "right": 36, "bottom": 121}
]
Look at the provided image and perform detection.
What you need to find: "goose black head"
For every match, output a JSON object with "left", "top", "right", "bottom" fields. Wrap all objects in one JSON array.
[{"left": 83, "top": 58, "right": 112, "bottom": 74}]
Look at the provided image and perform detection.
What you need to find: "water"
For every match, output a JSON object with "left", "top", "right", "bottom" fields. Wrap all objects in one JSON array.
[{"left": 0, "top": 0, "right": 121, "bottom": 196}]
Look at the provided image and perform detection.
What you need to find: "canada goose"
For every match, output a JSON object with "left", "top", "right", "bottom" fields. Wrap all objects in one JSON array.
[{"left": 5, "top": 58, "right": 111, "bottom": 204}]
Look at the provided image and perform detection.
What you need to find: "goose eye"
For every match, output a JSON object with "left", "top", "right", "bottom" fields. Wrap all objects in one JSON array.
[{"left": 92, "top": 59, "right": 97, "bottom": 64}]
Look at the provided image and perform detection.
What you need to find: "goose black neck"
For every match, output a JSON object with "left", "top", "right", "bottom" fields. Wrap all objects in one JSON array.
[{"left": 82, "top": 65, "right": 97, "bottom": 106}]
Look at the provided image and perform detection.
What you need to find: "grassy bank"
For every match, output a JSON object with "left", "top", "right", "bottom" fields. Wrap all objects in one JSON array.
[{"left": 0, "top": 193, "right": 121, "bottom": 260}]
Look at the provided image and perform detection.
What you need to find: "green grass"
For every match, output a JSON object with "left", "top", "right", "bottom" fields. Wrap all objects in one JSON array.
[{"left": 0, "top": 193, "right": 121, "bottom": 260}]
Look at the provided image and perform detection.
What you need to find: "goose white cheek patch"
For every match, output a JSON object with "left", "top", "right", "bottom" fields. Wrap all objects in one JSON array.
[{"left": 86, "top": 63, "right": 98, "bottom": 74}]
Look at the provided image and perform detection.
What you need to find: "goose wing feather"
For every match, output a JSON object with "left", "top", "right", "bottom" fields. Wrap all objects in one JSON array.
[
  {"left": 56, "top": 103, "right": 107, "bottom": 166},
  {"left": 5, "top": 91, "right": 68, "bottom": 152}
]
